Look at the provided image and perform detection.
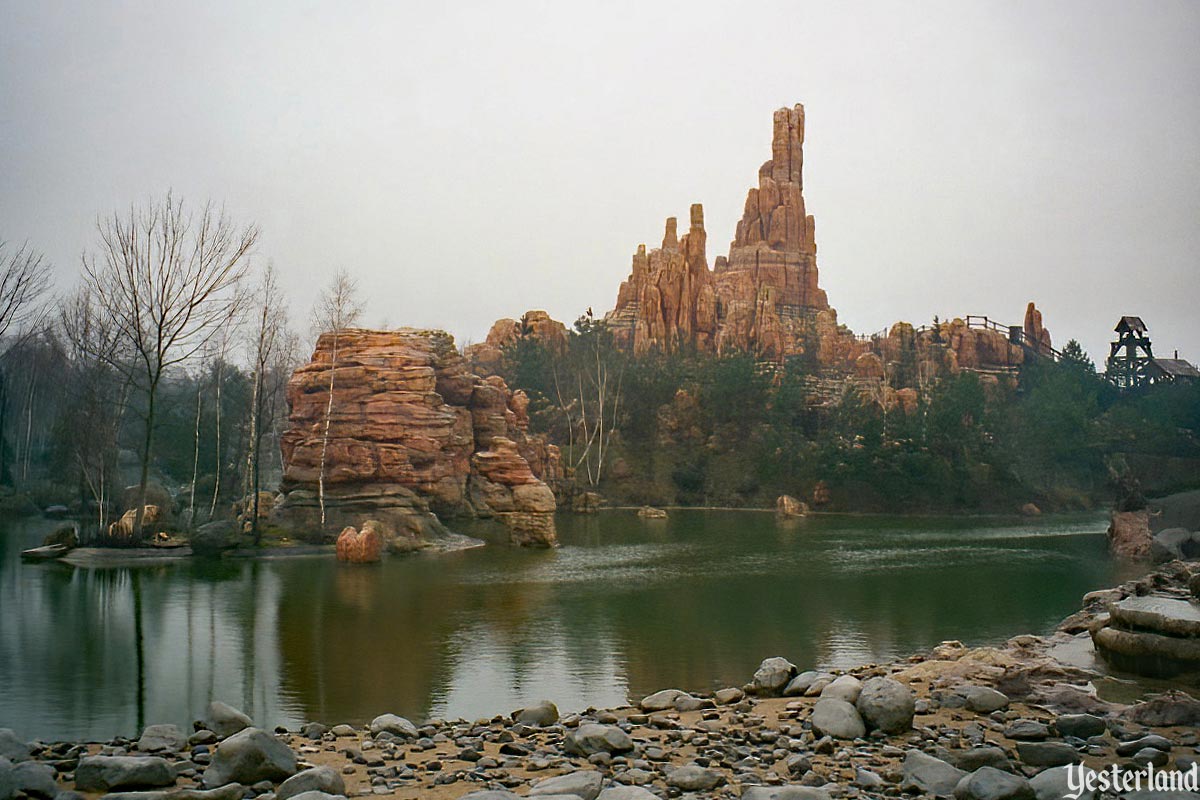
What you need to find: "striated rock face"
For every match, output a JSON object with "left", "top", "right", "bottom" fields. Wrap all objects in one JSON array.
[
  {"left": 277, "top": 328, "right": 559, "bottom": 548},
  {"left": 606, "top": 104, "right": 836, "bottom": 361}
]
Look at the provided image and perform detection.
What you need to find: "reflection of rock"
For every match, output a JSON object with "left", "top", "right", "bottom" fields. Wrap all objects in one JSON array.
[
  {"left": 1092, "top": 594, "right": 1200, "bottom": 676},
  {"left": 278, "top": 329, "right": 557, "bottom": 547}
]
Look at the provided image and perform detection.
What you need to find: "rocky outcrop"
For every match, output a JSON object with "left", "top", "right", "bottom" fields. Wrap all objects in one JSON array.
[
  {"left": 1108, "top": 509, "right": 1153, "bottom": 559},
  {"left": 277, "top": 329, "right": 559, "bottom": 548},
  {"left": 335, "top": 523, "right": 383, "bottom": 563},
  {"left": 601, "top": 103, "right": 1051, "bottom": 378},
  {"left": 469, "top": 310, "right": 569, "bottom": 377}
]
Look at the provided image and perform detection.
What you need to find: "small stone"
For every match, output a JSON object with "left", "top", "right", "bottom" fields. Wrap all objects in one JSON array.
[
  {"left": 960, "top": 687, "right": 1010, "bottom": 714},
  {"left": 1053, "top": 714, "right": 1106, "bottom": 740}
]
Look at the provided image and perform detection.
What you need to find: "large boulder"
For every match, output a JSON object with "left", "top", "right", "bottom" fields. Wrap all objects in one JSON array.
[
  {"left": 810, "top": 698, "right": 865, "bottom": 739},
  {"left": 74, "top": 756, "right": 175, "bottom": 792},
  {"left": 191, "top": 520, "right": 237, "bottom": 556},
  {"left": 856, "top": 676, "right": 916, "bottom": 733},
  {"left": 752, "top": 656, "right": 797, "bottom": 695},
  {"left": 638, "top": 689, "right": 700, "bottom": 712},
  {"left": 563, "top": 724, "right": 634, "bottom": 756},
  {"left": 201, "top": 728, "right": 297, "bottom": 788},
  {"left": 276, "top": 767, "right": 346, "bottom": 800}
]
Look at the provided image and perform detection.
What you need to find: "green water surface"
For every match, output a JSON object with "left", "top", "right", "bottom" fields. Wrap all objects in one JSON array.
[{"left": 0, "top": 510, "right": 1130, "bottom": 741}]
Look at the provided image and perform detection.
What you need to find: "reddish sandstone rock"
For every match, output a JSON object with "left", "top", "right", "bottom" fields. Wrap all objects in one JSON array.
[
  {"left": 277, "top": 328, "right": 557, "bottom": 547},
  {"left": 776, "top": 495, "right": 809, "bottom": 517},
  {"left": 336, "top": 523, "right": 383, "bottom": 563},
  {"left": 1109, "top": 510, "right": 1152, "bottom": 560}
]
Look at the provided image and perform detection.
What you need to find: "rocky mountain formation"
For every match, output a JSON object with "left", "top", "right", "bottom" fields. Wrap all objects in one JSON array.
[
  {"left": 474, "top": 104, "right": 1054, "bottom": 392},
  {"left": 275, "top": 329, "right": 559, "bottom": 547}
]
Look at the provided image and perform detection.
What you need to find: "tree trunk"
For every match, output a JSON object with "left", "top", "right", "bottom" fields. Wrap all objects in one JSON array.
[{"left": 317, "top": 334, "right": 339, "bottom": 527}]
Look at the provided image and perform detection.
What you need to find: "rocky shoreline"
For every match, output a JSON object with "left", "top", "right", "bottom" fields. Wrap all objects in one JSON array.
[{"left": 3, "top": 564, "right": 1199, "bottom": 800}]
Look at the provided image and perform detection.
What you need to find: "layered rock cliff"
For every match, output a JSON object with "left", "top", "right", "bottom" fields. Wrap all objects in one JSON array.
[{"left": 277, "top": 329, "right": 559, "bottom": 548}]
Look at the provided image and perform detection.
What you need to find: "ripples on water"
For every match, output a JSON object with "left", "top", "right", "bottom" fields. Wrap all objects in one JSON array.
[{"left": 0, "top": 511, "right": 1123, "bottom": 741}]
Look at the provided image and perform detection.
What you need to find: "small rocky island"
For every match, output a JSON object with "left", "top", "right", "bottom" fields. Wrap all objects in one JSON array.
[{"left": 274, "top": 328, "right": 561, "bottom": 552}]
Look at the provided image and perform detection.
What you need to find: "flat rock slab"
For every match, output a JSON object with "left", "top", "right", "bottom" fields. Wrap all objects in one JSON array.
[{"left": 1109, "top": 595, "right": 1200, "bottom": 637}]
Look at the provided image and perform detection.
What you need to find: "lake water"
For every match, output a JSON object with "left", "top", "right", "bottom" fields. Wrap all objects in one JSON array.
[{"left": 0, "top": 510, "right": 1131, "bottom": 742}]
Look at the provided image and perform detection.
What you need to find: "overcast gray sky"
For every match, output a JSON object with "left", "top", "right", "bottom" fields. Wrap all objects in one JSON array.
[{"left": 2, "top": 0, "right": 1197, "bottom": 364}]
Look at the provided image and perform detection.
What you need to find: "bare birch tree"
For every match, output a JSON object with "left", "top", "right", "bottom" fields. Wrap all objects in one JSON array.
[
  {"left": 552, "top": 313, "right": 623, "bottom": 488},
  {"left": 311, "top": 268, "right": 362, "bottom": 526},
  {"left": 244, "top": 263, "right": 288, "bottom": 543},
  {"left": 80, "top": 194, "right": 256, "bottom": 542}
]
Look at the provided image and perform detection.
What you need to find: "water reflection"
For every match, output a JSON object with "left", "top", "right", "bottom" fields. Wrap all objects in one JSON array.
[{"left": 0, "top": 511, "right": 1127, "bottom": 741}]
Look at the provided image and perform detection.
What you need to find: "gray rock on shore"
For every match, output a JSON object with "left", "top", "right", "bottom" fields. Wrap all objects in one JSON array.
[
  {"left": 666, "top": 764, "right": 722, "bottom": 791},
  {"left": 810, "top": 698, "right": 865, "bottom": 740},
  {"left": 12, "top": 762, "right": 57, "bottom": 799},
  {"left": 855, "top": 676, "right": 915, "bottom": 733},
  {"left": 276, "top": 767, "right": 345, "bottom": 800},
  {"left": 783, "top": 671, "right": 830, "bottom": 697},
  {"left": 202, "top": 702, "right": 252, "bottom": 739},
  {"left": 528, "top": 769, "right": 603, "bottom": 798},
  {"left": 953, "top": 766, "right": 1034, "bottom": 800},
  {"left": 201, "top": 727, "right": 297, "bottom": 788},
  {"left": 902, "top": 750, "right": 968, "bottom": 796},
  {"left": 753, "top": 656, "right": 797, "bottom": 695},
  {"left": 138, "top": 724, "right": 188, "bottom": 753},
  {"left": 367, "top": 714, "right": 417, "bottom": 739},
  {"left": 75, "top": 756, "right": 176, "bottom": 793},
  {"left": 819, "top": 675, "right": 861, "bottom": 703},
  {"left": 0, "top": 731, "right": 29, "bottom": 763},
  {"left": 638, "top": 689, "right": 700, "bottom": 712},
  {"left": 959, "top": 685, "right": 1010, "bottom": 714},
  {"left": 563, "top": 724, "right": 633, "bottom": 757},
  {"left": 1028, "top": 766, "right": 1098, "bottom": 800},
  {"left": 513, "top": 700, "right": 559, "bottom": 727}
]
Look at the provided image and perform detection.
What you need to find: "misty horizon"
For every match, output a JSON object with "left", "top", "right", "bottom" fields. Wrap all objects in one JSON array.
[{"left": 2, "top": 1, "right": 1198, "bottom": 364}]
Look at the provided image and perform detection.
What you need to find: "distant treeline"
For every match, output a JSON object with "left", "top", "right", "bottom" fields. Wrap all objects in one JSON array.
[{"left": 498, "top": 318, "right": 1200, "bottom": 512}]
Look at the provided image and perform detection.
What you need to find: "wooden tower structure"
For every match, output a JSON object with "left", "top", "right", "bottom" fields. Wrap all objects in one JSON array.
[{"left": 1106, "top": 316, "right": 1153, "bottom": 389}]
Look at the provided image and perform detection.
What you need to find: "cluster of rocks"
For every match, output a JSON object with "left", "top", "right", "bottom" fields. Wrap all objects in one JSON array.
[
  {"left": 6, "top": 621, "right": 1200, "bottom": 800},
  {"left": 275, "top": 328, "right": 561, "bottom": 549}
]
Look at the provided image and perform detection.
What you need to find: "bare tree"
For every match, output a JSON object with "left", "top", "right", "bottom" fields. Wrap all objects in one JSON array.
[
  {"left": 0, "top": 241, "right": 53, "bottom": 484},
  {"left": 311, "top": 268, "right": 362, "bottom": 526},
  {"left": 60, "top": 286, "right": 131, "bottom": 537},
  {"left": 80, "top": 194, "right": 256, "bottom": 542},
  {"left": 244, "top": 263, "right": 288, "bottom": 543}
]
